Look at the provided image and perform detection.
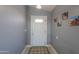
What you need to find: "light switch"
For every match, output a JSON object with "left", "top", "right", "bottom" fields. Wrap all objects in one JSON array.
[
  {"left": 24, "top": 29, "right": 27, "bottom": 32},
  {"left": 56, "top": 36, "right": 58, "bottom": 39}
]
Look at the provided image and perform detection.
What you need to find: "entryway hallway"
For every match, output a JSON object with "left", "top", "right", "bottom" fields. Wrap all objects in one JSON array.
[
  {"left": 0, "top": 5, "right": 79, "bottom": 54},
  {"left": 0, "top": 5, "right": 56, "bottom": 54}
]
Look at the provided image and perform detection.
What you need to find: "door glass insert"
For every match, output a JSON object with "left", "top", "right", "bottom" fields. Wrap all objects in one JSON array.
[{"left": 35, "top": 19, "right": 43, "bottom": 23}]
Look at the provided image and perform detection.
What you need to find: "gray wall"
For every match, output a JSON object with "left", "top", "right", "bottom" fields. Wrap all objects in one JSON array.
[
  {"left": 51, "top": 5, "right": 79, "bottom": 53},
  {"left": 27, "top": 6, "right": 52, "bottom": 44},
  {"left": 0, "top": 6, "right": 27, "bottom": 54}
]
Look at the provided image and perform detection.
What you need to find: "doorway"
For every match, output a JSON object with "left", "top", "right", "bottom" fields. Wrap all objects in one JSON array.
[{"left": 31, "top": 16, "right": 47, "bottom": 46}]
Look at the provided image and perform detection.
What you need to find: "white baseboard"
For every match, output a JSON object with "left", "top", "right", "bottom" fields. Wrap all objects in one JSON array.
[
  {"left": 0, "top": 51, "right": 9, "bottom": 54},
  {"left": 21, "top": 45, "right": 31, "bottom": 54},
  {"left": 47, "top": 44, "right": 58, "bottom": 54}
]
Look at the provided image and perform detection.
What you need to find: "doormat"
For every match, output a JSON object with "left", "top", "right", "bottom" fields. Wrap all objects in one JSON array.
[{"left": 28, "top": 46, "right": 50, "bottom": 54}]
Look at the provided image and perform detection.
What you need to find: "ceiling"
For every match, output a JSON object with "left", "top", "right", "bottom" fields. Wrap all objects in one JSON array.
[{"left": 29, "top": 5, "right": 56, "bottom": 12}]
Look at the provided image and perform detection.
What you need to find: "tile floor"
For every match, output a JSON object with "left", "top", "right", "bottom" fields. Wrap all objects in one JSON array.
[
  {"left": 22, "top": 45, "right": 57, "bottom": 54},
  {"left": 28, "top": 46, "right": 50, "bottom": 54}
]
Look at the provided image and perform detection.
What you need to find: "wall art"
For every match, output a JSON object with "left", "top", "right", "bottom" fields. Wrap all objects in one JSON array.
[
  {"left": 54, "top": 17, "right": 57, "bottom": 23},
  {"left": 69, "top": 16, "right": 79, "bottom": 26},
  {"left": 62, "top": 11, "right": 68, "bottom": 20}
]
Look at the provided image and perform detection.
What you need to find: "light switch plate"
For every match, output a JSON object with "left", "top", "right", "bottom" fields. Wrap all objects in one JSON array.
[
  {"left": 56, "top": 36, "right": 58, "bottom": 39},
  {"left": 24, "top": 29, "right": 27, "bottom": 32}
]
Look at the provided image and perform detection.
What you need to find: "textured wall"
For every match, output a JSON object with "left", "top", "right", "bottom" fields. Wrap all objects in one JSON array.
[
  {"left": 51, "top": 5, "right": 79, "bottom": 53},
  {"left": 0, "top": 6, "right": 27, "bottom": 53}
]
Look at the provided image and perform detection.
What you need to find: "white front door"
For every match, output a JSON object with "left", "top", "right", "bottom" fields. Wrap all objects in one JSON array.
[{"left": 31, "top": 16, "right": 47, "bottom": 46}]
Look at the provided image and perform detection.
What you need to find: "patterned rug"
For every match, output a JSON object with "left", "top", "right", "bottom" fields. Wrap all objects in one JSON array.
[{"left": 28, "top": 46, "right": 50, "bottom": 54}]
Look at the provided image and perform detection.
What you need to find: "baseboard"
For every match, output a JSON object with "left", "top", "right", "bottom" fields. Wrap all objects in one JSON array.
[
  {"left": 21, "top": 45, "right": 31, "bottom": 54},
  {"left": 47, "top": 44, "right": 58, "bottom": 54},
  {"left": 0, "top": 51, "right": 9, "bottom": 54}
]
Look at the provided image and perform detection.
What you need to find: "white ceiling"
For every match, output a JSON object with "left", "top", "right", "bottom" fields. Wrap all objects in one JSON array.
[{"left": 29, "top": 5, "right": 56, "bottom": 12}]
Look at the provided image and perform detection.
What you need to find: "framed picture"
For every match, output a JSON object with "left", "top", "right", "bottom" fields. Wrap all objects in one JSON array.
[
  {"left": 69, "top": 16, "right": 79, "bottom": 26},
  {"left": 54, "top": 17, "right": 57, "bottom": 23},
  {"left": 57, "top": 21, "right": 62, "bottom": 27},
  {"left": 62, "top": 11, "right": 68, "bottom": 20}
]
